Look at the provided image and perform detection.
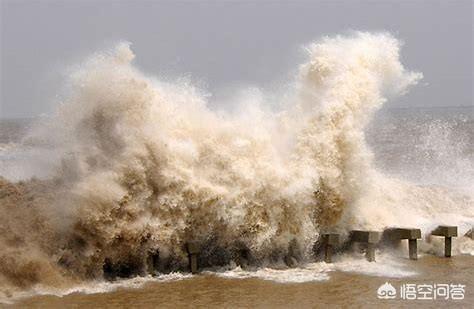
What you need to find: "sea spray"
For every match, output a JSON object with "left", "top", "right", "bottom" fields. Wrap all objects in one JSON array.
[{"left": 0, "top": 32, "right": 472, "bottom": 299}]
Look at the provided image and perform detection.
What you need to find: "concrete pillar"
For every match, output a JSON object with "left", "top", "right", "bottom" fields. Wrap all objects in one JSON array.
[
  {"left": 408, "top": 239, "right": 417, "bottom": 260},
  {"left": 322, "top": 233, "right": 339, "bottom": 263},
  {"left": 236, "top": 248, "right": 250, "bottom": 268},
  {"left": 366, "top": 243, "right": 376, "bottom": 262},
  {"left": 445, "top": 237, "right": 452, "bottom": 258},
  {"left": 146, "top": 250, "right": 159, "bottom": 274},
  {"left": 325, "top": 244, "right": 334, "bottom": 263},
  {"left": 186, "top": 242, "right": 199, "bottom": 274},
  {"left": 431, "top": 225, "right": 457, "bottom": 258},
  {"left": 382, "top": 228, "right": 421, "bottom": 260},
  {"left": 190, "top": 255, "right": 198, "bottom": 274}
]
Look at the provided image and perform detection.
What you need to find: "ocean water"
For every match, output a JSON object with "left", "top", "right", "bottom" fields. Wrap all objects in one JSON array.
[
  {"left": 10, "top": 255, "right": 474, "bottom": 308},
  {"left": 0, "top": 32, "right": 472, "bottom": 307}
]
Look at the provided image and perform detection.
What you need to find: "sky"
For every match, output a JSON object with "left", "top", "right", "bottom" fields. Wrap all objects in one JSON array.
[{"left": 0, "top": 0, "right": 472, "bottom": 118}]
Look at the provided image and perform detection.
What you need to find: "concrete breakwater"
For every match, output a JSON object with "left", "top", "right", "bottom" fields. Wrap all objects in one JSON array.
[{"left": 101, "top": 225, "right": 473, "bottom": 278}]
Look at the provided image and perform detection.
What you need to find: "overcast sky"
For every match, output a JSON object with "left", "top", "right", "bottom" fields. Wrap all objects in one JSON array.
[{"left": 1, "top": 0, "right": 472, "bottom": 118}]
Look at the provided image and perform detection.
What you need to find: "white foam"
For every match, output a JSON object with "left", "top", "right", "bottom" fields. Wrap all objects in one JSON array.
[
  {"left": 209, "top": 264, "right": 332, "bottom": 283},
  {"left": 333, "top": 252, "right": 417, "bottom": 278},
  {"left": 208, "top": 251, "right": 416, "bottom": 284}
]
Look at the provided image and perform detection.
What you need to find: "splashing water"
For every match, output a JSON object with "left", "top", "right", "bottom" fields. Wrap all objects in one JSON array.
[{"left": 0, "top": 32, "right": 472, "bottom": 299}]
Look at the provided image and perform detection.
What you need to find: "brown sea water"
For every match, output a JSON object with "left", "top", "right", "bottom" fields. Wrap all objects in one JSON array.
[{"left": 11, "top": 256, "right": 474, "bottom": 308}]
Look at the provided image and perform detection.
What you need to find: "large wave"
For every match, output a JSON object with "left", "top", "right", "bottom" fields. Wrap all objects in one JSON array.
[{"left": 1, "top": 32, "right": 472, "bottom": 297}]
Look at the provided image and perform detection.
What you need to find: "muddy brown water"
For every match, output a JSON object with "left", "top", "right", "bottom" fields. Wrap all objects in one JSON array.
[{"left": 8, "top": 255, "right": 473, "bottom": 308}]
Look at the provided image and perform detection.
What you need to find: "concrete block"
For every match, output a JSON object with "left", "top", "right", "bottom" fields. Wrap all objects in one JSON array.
[
  {"left": 350, "top": 230, "right": 381, "bottom": 262},
  {"left": 186, "top": 242, "right": 200, "bottom": 254},
  {"left": 431, "top": 225, "right": 458, "bottom": 237},
  {"left": 383, "top": 228, "right": 421, "bottom": 260},
  {"left": 431, "top": 225, "right": 458, "bottom": 257},
  {"left": 383, "top": 228, "right": 421, "bottom": 240},
  {"left": 350, "top": 230, "right": 381, "bottom": 244},
  {"left": 464, "top": 228, "right": 473, "bottom": 239},
  {"left": 322, "top": 233, "right": 340, "bottom": 246},
  {"left": 186, "top": 242, "right": 199, "bottom": 274}
]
